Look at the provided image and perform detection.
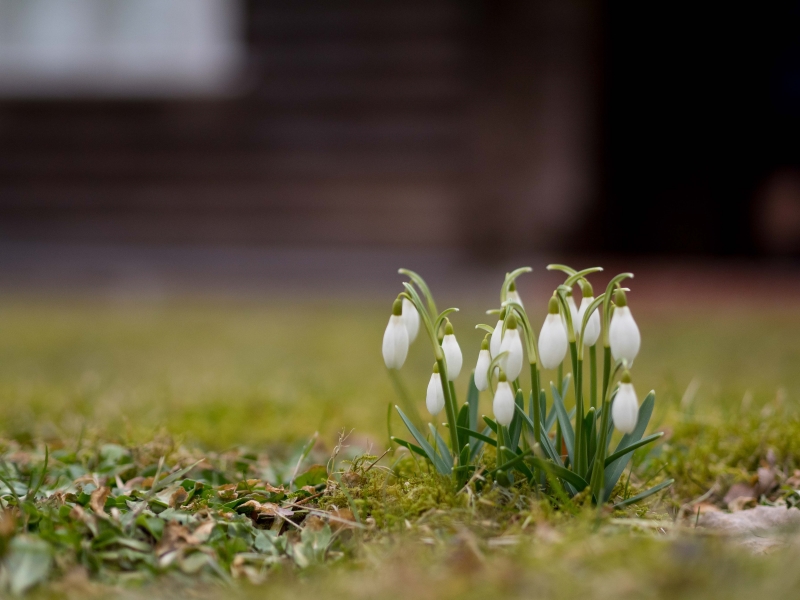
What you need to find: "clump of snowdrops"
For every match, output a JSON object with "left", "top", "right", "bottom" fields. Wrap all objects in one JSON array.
[{"left": 383, "top": 266, "right": 673, "bottom": 507}]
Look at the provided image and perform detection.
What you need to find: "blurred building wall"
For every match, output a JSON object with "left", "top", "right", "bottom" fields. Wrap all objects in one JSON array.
[
  {"left": 1, "top": 1, "right": 799, "bottom": 257},
  {"left": 0, "top": 0, "right": 598, "bottom": 255}
]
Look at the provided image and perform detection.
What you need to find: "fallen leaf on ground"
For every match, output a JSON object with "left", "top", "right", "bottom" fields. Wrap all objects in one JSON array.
[
  {"left": 724, "top": 483, "right": 756, "bottom": 508},
  {"left": 89, "top": 487, "right": 110, "bottom": 517},
  {"left": 755, "top": 466, "right": 777, "bottom": 496},
  {"left": 728, "top": 496, "right": 758, "bottom": 512},
  {"left": 170, "top": 487, "right": 188, "bottom": 508},
  {"left": 156, "top": 521, "right": 201, "bottom": 556}
]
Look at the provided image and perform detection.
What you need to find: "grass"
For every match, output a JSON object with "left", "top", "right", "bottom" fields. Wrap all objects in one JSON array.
[{"left": 0, "top": 294, "right": 799, "bottom": 597}]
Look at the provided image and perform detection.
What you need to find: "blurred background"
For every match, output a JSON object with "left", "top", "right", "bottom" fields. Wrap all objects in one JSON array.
[{"left": 1, "top": 0, "right": 800, "bottom": 449}]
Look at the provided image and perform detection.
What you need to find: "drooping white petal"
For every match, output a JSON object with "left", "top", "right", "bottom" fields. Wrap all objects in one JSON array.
[
  {"left": 490, "top": 320, "right": 504, "bottom": 358},
  {"left": 442, "top": 334, "right": 463, "bottom": 381},
  {"left": 568, "top": 295, "right": 579, "bottom": 329},
  {"left": 493, "top": 381, "right": 515, "bottom": 426},
  {"left": 382, "top": 315, "right": 409, "bottom": 369},
  {"left": 538, "top": 313, "right": 568, "bottom": 370},
  {"left": 402, "top": 298, "right": 420, "bottom": 343},
  {"left": 426, "top": 372, "right": 445, "bottom": 416},
  {"left": 499, "top": 328, "right": 524, "bottom": 381},
  {"left": 507, "top": 289, "right": 524, "bottom": 309},
  {"left": 612, "top": 382, "right": 639, "bottom": 434},
  {"left": 578, "top": 296, "right": 601, "bottom": 347},
  {"left": 609, "top": 306, "right": 641, "bottom": 363},
  {"left": 474, "top": 349, "right": 491, "bottom": 391}
]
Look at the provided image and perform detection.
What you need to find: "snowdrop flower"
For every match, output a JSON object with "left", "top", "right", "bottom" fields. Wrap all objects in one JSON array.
[
  {"left": 474, "top": 337, "right": 492, "bottom": 391},
  {"left": 441, "top": 321, "right": 463, "bottom": 381},
  {"left": 493, "top": 370, "right": 516, "bottom": 427},
  {"left": 402, "top": 297, "right": 420, "bottom": 344},
  {"left": 538, "top": 296, "right": 568, "bottom": 369},
  {"left": 489, "top": 307, "right": 506, "bottom": 358},
  {"left": 382, "top": 298, "right": 409, "bottom": 369},
  {"left": 612, "top": 371, "right": 639, "bottom": 434},
  {"left": 609, "top": 289, "right": 641, "bottom": 364},
  {"left": 507, "top": 280, "right": 524, "bottom": 309},
  {"left": 566, "top": 290, "right": 579, "bottom": 332},
  {"left": 577, "top": 282, "right": 601, "bottom": 347},
  {"left": 499, "top": 313, "right": 524, "bottom": 381},
  {"left": 426, "top": 363, "right": 445, "bottom": 416}
]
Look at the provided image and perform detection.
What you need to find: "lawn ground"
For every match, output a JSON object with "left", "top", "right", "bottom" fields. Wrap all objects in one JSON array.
[{"left": 0, "top": 290, "right": 799, "bottom": 598}]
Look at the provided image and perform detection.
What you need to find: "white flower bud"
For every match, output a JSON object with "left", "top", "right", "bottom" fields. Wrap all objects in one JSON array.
[
  {"left": 538, "top": 297, "right": 568, "bottom": 369},
  {"left": 493, "top": 379, "right": 515, "bottom": 427},
  {"left": 382, "top": 300, "right": 409, "bottom": 369},
  {"left": 499, "top": 315, "right": 523, "bottom": 381},
  {"left": 507, "top": 289, "right": 524, "bottom": 309},
  {"left": 490, "top": 318, "right": 504, "bottom": 358},
  {"left": 474, "top": 345, "right": 491, "bottom": 392},
  {"left": 612, "top": 380, "right": 639, "bottom": 434},
  {"left": 441, "top": 322, "right": 462, "bottom": 381},
  {"left": 426, "top": 369, "right": 445, "bottom": 416},
  {"left": 567, "top": 293, "right": 579, "bottom": 331},
  {"left": 402, "top": 298, "right": 419, "bottom": 344},
  {"left": 609, "top": 291, "right": 640, "bottom": 364},
  {"left": 578, "top": 296, "right": 601, "bottom": 347}
]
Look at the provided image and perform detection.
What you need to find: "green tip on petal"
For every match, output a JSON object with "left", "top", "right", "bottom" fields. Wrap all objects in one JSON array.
[
  {"left": 445, "top": 321, "right": 454, "bottom": 335},
  {"left": 392, "top": 298, "right": 403, "bottom": 316},
  {"left": 581, "top": 279, "right": 594, "bottom": 297},
  {"left": 615, "top": 288, "right": 628, "bottom": 307},
  {"left": 498, "top": 369, "right": 507, "bottom": 382},
  {"left": 507, "top": 313, "right": 518, "bottom": 329},
  {"left": 481, "top": 337, "right": 490, "bottom": 350},
  {"left": 548, "top": 295, "right": 559, "bottom": 315},
  {"left": 621, "top": 369, "right": 632, "bottom": 384}
]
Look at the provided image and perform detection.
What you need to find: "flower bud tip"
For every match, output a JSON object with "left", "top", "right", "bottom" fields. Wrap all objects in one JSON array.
[
  {"left": 548, "top": 295, "right": 559, "bottom": 315},
  {"left": 614, "top": 288, "right": 628, "bottom": 307},
  {"left": 392, "top": 298, "right": 403, "bottom": 316},
  {"left": 445, "top": 322, "right": 454, "bottom": 335}
]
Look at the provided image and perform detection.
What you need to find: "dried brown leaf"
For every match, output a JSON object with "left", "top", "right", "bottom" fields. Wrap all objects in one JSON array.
[
  {"left": 786, "top": 470, "right": 800, "bottom": 488},
  {"left": 192, "top": 521, "right": 215, "bottom": 543},
  {"left": 217, "top": 484, "right": 238, "bottom": 501},
  {"left": 89, "top": 487, "right": 111, "bottom": 517},
  {"left": 755, "top": 467, "right": 778, "bottom": 497},
  {"left": 724, "top": 482, "right": 756, "bottom": 507},
  {"left": 169, "top": 487, "right": 188, "bottom": 508},
  {"left": 729, "top": 496, "right": 758, "bottom": 512},
  {"left": 156, "top": 521, "right": 201, "bottom": 556},
  {"left": 303, "top": 515, "right": 326, "bottom": 532}
]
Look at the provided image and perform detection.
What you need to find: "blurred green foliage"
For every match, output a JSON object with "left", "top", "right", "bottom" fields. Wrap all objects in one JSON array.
[{"left": 0, "top": 298, "right": 799, "bottom": 451}]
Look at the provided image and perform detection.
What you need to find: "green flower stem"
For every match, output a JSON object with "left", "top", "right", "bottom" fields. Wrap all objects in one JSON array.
[
  {"left": 448, "top": 379, "right": 459, "bottom": 447},
  {"left": 557, "top": 363, "right": 563, "bottom": 390},
  {"left": 497, "top": 426, "right": 508, "bottom": 469},
  {"left": 590, "top": 389, "right": 611, "bottom": 501},
  {"left": 601, "top": 345, "right": 612, "bottom": 416},
  {"left": 589, "top": 345, "right": 598, "bottom": 410},
  {"left": 570, "top": 340, "right": 585, "bottom": 476},
  {"left": 530, "top": 363, "right": 542, "bottom": 450},
  {"left": 590, "top": 356, "right": 622, "bottom": 502},
  {"left": 436, "top": 357, "right": 460, "bottom": 471}
]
